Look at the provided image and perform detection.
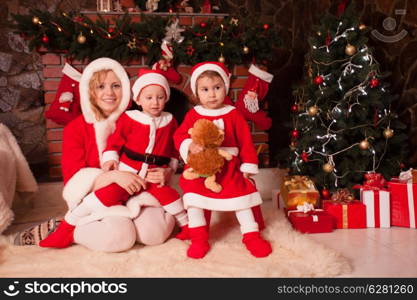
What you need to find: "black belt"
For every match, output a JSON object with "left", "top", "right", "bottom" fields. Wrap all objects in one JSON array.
[{"left": 122, "top": 146, "right": 171, "bottom": 166}]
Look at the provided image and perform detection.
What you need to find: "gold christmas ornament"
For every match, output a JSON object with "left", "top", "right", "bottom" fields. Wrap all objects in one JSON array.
[
  {"left": 243, "top": 46, "right": 249, "bottom": 54},
  {"left": 218, "top": 55, "right": 225, "bottom": 63},
  {"left": 322, "top": 163, "right": 334, "bottom": 173},
  {"left": 32, "top": 16, "right": 40, "bottom": 24},
  {"left": 77, "top": 33, "right": 86, "bottom": 44},
  {"left": 345, "top": 44, "right": 357, "bottom": 56},
  {"left": 359, "top": 24, "right": 366, "bottom": 30},
  {"left": 383, "top": 128, "right": 394, "bottom": 139},
  {"left": 359, "top": 139, "right": 370, "bottom": 150},
  {"left": 317, "top": 31, "right": 322, "bottom": 36},
  {"left": 308, "top": 105, "right": 318, "bottom": 116}
]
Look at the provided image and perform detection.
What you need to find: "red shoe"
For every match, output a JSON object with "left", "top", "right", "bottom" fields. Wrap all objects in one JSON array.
[
  {"left": 242, "top": 231, "right": 272, "bottom": 258},
  {"left": 187, "top": 226, "right": 210, "bottom": 259},
  {"left": 175, "top": 224, "right": 190, "bottom": 240},
  {"left": 39, "top": 220, "right": 75, "bottom": 249}
]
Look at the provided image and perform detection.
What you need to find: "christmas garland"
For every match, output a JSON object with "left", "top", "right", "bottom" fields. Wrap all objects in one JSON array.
[{"left": 12, "top": 9, "right": 280, "bottom": 66}]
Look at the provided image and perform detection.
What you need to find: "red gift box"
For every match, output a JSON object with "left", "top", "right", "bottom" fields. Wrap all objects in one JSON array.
[
  {"left": 322, "top": 200, "right": 366, "bottom": 229},
  {"left": 285, "top": 208, "right": 334, "bottom": 234},
  {"left": 388, "top": 179, "right": 417, "bottom": 228}
]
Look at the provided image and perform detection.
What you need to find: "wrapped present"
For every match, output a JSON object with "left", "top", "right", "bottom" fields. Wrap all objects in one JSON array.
[
  {"left": 280, "top": 175, "right": 319, "bottom": 210},
  {"left": 271, "top": 189, "right": 284, "bottom": 209},
  {"left": 354, "top": 173, "right": 390, "bottom": 228},
  {"left": 322, "top": 189, "right": 366, "bottom": 229},
  {"left": 388, "top": 178, "right": 417, "bottom": 228},
  {"left": 399, "top": 168, "right": 417, "bottom": 184},
  {"left": 285, "top": 203, "right": 334, "bottom": 234}
]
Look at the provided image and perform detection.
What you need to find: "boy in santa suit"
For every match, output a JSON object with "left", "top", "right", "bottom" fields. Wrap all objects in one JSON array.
[
  {"left": 173, "top": 61, "right": 272, "bottom": 259},
  {"left": 40, "top": 69, "right": 189, "bottom": 248}
]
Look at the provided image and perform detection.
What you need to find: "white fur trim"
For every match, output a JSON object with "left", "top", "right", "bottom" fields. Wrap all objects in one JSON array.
[
  {"left": 93, "top": 118, "right": 117, "bottom": 166},
  {"left": 132, "top": 72, "right": 170, "bottom": 101},
  {"left": 183, "top": 192, "right": 262, "bottom": 211},
  {"left": 125, "top": 110, "right": 173, "bottom": 128},
  {"left": 62, "top": 63, "right": 82, "bottom": 82},
  {"left": 62, "top": 168, "right": 104, "bottom": 210},
  {"left": 179, "top": 138, "right": 192, "bottom": 163},
  {"left": 212, "top": 119, "right": 224, "bottom": 130},
  {"left": 83, "top": 192, "right": 108, "bottom": 211},
  {"left": 240, "top": 163, "right": 259, "bottom": 174},
  {"left": 80, "top": 57, "right": 131, "bottom": 124},
  {"left": 248, "top": 64, "right": 274, "bottom": 83},
  {"left": 163, "top": 198, "right": 185, "bottom": 215},
  {"left": 119, "top": 161, "right": 139, "bottom": 173},
  {"left": 59, "top": 92, "right": 73, "bottom": 103},
  {"left": 102, "top": 150, "right": 119, "bottom": 164},
  {"left": 169, "top": 158, "right": 179, "bottom": 173},
  {"left": 190, "top": 63, "right": 231, "bottom": 95},
  {"left": 194, "top": 105, "right": 235, "bottom": 117}
]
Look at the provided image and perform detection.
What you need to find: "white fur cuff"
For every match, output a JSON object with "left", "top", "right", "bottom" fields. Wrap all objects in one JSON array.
[
  {"left": 179, "top": 138, "right": 192, "bottom": 163},
  {"left": 102, "top": 150, "right": 119, "bottom": 164},
  {"left": 240, "top": 163, "right": 259, "bottom": 174}
]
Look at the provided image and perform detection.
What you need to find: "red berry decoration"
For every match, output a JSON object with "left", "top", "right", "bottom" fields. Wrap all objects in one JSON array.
[
  {"left": 291, "top": 105, "right": 298, "bottom": 112},
  {"left": 314, "top": 75, "right": 324, "bottom": 85},
  {"left": 41, "top": 34, "right": 49, "bottom": 44},
  {"left": 291, "top": 129, "right": 299, "bottom": 139},
  {"left": 301, "top": 151, "right": 309, "bottom": 162},
  {"left": 263, "top": 24, "right": 269, "bottom": 30},
  {"left": 321, "top": 188, "right": 331, "bottom": 200},
  {"left": 200, "top": 22, "right": 207, "bottom": 28},
  {"left": 370, "top": 78, "right": 379, "bottom": 88}
]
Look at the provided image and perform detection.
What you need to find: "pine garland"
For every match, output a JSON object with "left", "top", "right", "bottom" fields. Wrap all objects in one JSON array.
[{"left": 12, "top": 9, "right": 280, "bottom": 66}]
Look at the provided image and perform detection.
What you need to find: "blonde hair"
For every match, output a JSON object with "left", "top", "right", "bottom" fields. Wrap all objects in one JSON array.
[
  {"left": 88, "top": 69, "right": 117, "bottom": 121},
  {"left": 193, "top": 70, "right": 225, "bottom": 104}
]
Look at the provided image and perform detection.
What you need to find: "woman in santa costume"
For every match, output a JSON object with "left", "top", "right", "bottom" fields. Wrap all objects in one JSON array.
[
  {"left": 173, "top": 61, "right": 272, "bottom": 259},
  {"left": 40, "top": 58, "right": 176, "bottom": 250}
]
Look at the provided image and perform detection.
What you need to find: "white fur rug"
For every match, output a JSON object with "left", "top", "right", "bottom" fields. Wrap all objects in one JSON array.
[{"left": 0, "top": 200, "right": 351, "bottom": 277}]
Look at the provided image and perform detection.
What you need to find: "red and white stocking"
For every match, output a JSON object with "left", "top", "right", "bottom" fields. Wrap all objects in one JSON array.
[{"left": 152, "top": 41, "right": 181, "bottom": 84}]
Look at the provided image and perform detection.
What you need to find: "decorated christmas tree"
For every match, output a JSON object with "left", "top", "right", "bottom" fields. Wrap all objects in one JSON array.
[{"left": 288, "top": 2, "right": 408, "bottom": 192}]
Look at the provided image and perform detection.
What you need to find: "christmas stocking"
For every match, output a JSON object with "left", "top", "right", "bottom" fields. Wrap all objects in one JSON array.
[
  {"left": 235, "top": 64, "right": 274, "bottom": 130},
  {"left": 152, "top": 41, "right": 182, "bottom": 84},
  {"left": 45, "top": 63, "right": 82, "bottom": 126}
]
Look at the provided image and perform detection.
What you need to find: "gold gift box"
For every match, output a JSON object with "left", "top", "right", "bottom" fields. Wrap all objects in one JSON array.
[{"left": 280, "top": 175, "right": 320, "bottom": 209}]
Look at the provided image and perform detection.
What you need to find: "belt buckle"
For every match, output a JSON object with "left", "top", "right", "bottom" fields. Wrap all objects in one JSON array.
[{"left": 144, "top": 153, "right": 156, "bottom": 164}]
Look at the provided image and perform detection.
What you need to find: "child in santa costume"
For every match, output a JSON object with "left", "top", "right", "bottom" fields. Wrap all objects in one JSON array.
[
  {"left": 40, "top": 58, "right": 177, "bottom": 249},
  {"left": 173, "top": 61, "right": 272, "bottom": 259}
]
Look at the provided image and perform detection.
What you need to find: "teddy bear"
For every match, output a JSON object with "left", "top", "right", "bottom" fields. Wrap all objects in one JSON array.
[{"left": 183, "top": 119, "right": 233, "bottom": 193}]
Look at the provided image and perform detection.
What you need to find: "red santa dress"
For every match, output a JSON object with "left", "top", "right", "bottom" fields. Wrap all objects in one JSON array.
[{"left": 174, "top": 105, "right": 262, "bottom": 211}]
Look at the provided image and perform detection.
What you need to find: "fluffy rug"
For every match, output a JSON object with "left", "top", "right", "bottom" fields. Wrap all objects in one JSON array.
[{"left": 0, "top": 200, "right": 351, "bottom": 277}]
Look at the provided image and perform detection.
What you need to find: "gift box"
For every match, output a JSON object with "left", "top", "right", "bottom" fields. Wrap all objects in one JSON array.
[
  {"left": 388, "top": 179, "right": 417, "bottom": 228},
  {"left": 285, "top": 204, "right": 334, "bottom": 234},
  {"left": 322, "top": 200, "right": 366, "bottom": 229},
  {"left": 399, "top": 168, "right": 417, "bottom": 184},
  {"left": 271, "top": 189, "right": 284, "bottom": 209},
  {"left": 361, "top": 189, "right": 390, "bottom": 228},
  {"left": 280, "top": 175, "right": 319, "bottom": 209}
]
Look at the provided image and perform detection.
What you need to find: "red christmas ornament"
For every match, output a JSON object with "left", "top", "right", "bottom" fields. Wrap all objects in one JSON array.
[
  {"left": 186, "top": 45, "right": 195, "bottom": 56},
  {"left": 41, "top": 34, "right": 49, "bottom": 44},
  {"left": 263, "top": 24, "right": 269, "bottom": 30},
  {"left": 291, "top": 129, "right": 299, "bottom": 139},
  {"left": 321, "top": 188, "right": 331, "bottom": 200},
  {"left": 200, "top": 22, "right": 207, "bottom": 28},
  {"left": 108, "top": 27, "right": 115, "bottom": 33},
  {"left": 370, "top": 78, "right": 379, "bottom": 88},
  {"left": 301, "top": 151, "right": 309, "bottom": 162},
  {"left": 291, "top": 104, "right": 298, "bottom": 112},
  {"left": 314, "top": 75, "right": 324, "bottom": 85}
]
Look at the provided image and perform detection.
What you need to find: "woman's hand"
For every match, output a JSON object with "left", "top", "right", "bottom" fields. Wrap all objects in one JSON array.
[
  {"left": 189, "top": 142, "right": 203, "bottom": 154},
  {"left": 102, "top": 160, "right": 118, "bottom": 171},
  {"left": 113, "top": 171, "right": 146, "bottom": 195},
  {"left": 146, "top": 167, "right": 173, "bottom": 187}
]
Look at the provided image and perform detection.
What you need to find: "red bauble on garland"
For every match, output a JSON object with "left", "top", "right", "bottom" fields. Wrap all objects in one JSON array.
[
  {"left": 291, "top": 129, "right": 299, "bottom": 139},
  {"left": 321, "top": 188, "right": 331, "bottom": 200},
  {"left": 263, "top": 24, "right": 269, "bottom": 30},
  {"left": 314, "top": 75, "right": 324, "bottom": 85},
  {"left": 41, "top": 34, "right": 49, "bottom": 44},
  {"left": 291, "top": 104, "right": 298, "bottom": 112},
  {"left": 200, "top": 22, "right": 207, "bottom": 28},
  {"left": 301, "top": 151, "right": 309, "bottom": 162},
  {"left": 370, "top": 78, "right": 379, "bottom": 88}
]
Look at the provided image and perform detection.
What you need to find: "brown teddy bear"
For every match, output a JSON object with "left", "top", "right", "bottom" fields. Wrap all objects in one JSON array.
[{"left": 183, "top": 119, "right": 233, "bottom": 193}]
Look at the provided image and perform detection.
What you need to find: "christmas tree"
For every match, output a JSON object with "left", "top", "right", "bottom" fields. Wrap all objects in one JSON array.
[{"left": 288, "top": 2, "right": 408, "bottom": 191}]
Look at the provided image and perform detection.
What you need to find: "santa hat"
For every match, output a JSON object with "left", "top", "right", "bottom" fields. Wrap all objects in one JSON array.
[
  {"left": 132, "top": 69, "right": 171, "bottom": 101},
  {"left": 79, "top": 57, "right": 131, "bottom": 124},
  {"left": 190, "top": 61, "right": 231, "bottom": 96}
]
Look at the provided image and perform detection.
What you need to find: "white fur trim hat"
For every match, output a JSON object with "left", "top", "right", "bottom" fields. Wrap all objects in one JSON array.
[
  {"left": 190, "top": 61, "right": 231, "bottom": 96},
  {"left": 132, "top": 69, "right": 171, "bottom": 101},
  {"left": 79, "top": 57, "right": 131, "bottom": 124}
]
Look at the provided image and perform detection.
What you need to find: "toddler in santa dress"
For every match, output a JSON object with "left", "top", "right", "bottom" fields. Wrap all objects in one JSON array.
[
  {"left": 173, "top": 62, "right": 272, "bottom": 259},
  {"left": 40, "top": 69, "right": 189, "bottom": 248}
]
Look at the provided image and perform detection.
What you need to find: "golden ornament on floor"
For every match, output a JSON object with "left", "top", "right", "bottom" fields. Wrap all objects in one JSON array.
[
  {"left": 383, "top": 128, "right": 394, "bottom": 139},
  {"left": 323, "top": 163, "right": 334, "bottom": 173},
  {"left": 308, "top": 105, "right": 318, "bottom": 116},
  {"left": 32, "top": 16, "right": 40, "bottom": 24},
  {"left": 359, "top": 139, "right": 369, "bottom": 150},
  {"left": 77, "top": 33, "right": 86, "bottom": 44},
  {"left": 345, "top": 44, "right": 356, "bottom": 56}
]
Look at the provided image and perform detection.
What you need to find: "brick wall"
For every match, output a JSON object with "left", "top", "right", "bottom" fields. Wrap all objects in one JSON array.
[{"left": 42, "top": 13, "right": 269, "bottom": 179}]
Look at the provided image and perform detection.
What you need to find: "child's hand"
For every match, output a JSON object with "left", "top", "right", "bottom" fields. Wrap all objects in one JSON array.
[
  {"left": 189, "top": 142, "right": 203, "bottom": 154},
  {"left": 114, "top": 171, "right": 146, "bottom": 195},
  {"left": 102, "top": 160, "right": 118, "bottom": 171},
  {"left": 146, "top": 167, "right": 173, "bottom": 187},
  {"left": 243, "top": 172, "right": 255, "bottom": 179}
]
